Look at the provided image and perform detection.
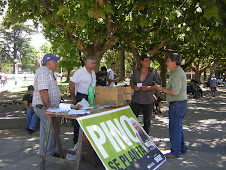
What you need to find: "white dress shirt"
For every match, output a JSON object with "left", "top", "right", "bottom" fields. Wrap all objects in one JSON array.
[{"left": 71, "top": 66, "right": 96, "bottom": 95}]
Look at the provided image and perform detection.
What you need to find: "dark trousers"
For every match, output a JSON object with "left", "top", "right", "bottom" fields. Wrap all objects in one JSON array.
[
  {"left": 130, "top": 102, "right": 153, "bottom": 134},
  {"left": 73, "top": 92, "right": 88, "bottom": 144}
]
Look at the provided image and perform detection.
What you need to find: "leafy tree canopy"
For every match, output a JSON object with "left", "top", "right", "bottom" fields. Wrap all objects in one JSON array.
[
  {"left": 0, "top": 22, "right": 37, "bottom": 72},
  {"left": 1, "top": 0, "right": 225, "bottom": 75}
]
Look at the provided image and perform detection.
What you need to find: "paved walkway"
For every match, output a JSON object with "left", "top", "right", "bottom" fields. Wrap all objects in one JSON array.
[{"left": 0, "top": 87, "right": 225, "bottom": 170}]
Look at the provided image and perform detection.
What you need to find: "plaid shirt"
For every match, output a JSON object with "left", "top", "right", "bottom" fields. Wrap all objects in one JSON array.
[{"left": 32, "top": 66, "right": 60, "bottom": 108}]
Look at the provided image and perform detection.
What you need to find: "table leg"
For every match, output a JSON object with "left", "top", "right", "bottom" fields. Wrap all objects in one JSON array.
[
  {"left": 52, "top": 117, "right": 64, "bottom": 158},
  {"left": 74, "top": 127, "right": 84, "bottom": 170},
  {"left": 40, "top": 118, "right": 51, "bottom": 170}
]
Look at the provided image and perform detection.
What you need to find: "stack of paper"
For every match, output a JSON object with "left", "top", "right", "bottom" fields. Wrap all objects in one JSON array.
[
  {"left": 46, "top": 103, "right": 91, "bottom": 115},
  {"left": 68, "top": 110, "right": 90, "bottom": 115}
]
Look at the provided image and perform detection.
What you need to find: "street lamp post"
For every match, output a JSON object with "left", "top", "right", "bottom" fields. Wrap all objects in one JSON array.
[{"left": 14, "top": 59, "right": 19, "bottom": 85}]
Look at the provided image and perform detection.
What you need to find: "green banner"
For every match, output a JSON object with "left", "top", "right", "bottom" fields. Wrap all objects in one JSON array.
[{"left": 77, "top": 106, "right": 166, "bottom": 170}]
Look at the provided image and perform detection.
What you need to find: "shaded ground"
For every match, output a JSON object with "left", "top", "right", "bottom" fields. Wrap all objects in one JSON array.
[
  {"left": 152, "top": 86, "right": 226, "bottom": 170},
  {"left": 0, "top": 91, "right": 26, "bottom": 118},
  {"left": 0, "top": 84, "right": 218, "bottom": 118},
  {"left": 0, "top": 90, "right": 71, "bottom": 118},
  {"left": 0, "top": 78, "right": 70, "bottom": 118},
  {"left": 0, "top": 86, "right": 225, "bottom": 169}
]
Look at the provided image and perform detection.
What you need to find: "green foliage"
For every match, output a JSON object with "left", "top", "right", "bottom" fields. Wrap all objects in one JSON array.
[
  {"left": 102, "top": 50, "right": 135, "bottom": 73},
  {"left": 58, "top": 84, "right": 69, "bottom": 95},
  {"left": 1, "top": 0, "right": 225, "bottom": 78},
  {"left": 0, "top": 62, "right": 13, "bottom": 73},
  {"left": 0, "top": 0, "right": 6, "bottom": 15},
  {"left": 51, "top": 33, "right": 84, "bottom": 73},
  {"left": 40, "top": 43, "right": 52, "bottom": 54},
  {"left": 0, "top": 22, "right": 37, "bottom": 73}
]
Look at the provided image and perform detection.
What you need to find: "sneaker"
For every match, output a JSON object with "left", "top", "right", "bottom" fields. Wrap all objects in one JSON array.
[
  {"left": 66, "top": 144, "right": 77, "bottom": 161},
  {"left": 73, "top": 143, "right": 78, "bottom": 150},
  {"left": 158, "top": 110, "right": 164, "bottom": 114},
  {"left": 53, "top": 153, "right": 60, "bottom": 158},
  {"left": 28, "top": 129, "right": 34, "bottom": 134},
  {"left": 164, "top": 152, "right": 177, "bottom": 158}
]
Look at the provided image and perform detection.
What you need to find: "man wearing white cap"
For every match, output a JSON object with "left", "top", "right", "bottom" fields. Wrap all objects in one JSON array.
[{"left": 33, "top": 53, "right": 61, "bottom": 157}]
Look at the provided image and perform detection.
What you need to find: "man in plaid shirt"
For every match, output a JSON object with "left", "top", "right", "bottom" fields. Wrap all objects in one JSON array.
[{"left": 33, "top": 53, "right": 61, "bottom": 157}]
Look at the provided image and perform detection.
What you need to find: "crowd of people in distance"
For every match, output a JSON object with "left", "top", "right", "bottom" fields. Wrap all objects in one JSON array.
[{"left": 187, "top": 76, "right": 220, "bottom": 98}]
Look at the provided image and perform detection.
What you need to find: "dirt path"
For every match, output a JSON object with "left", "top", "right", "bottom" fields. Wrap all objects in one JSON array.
[
  {"left": 0, "top": 91, "right": 25, "bottom": 118},
  {"left": 0, "top": 90, "right": 71, "bottom": 118}
]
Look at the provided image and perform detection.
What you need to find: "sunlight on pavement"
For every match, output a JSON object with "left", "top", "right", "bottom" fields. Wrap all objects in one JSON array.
[{"left": 199, "top": 119, "right": 226, "bottom": 124}]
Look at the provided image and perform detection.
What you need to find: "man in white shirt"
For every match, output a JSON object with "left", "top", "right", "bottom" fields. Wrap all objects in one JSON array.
[
  {"left": 69, "top": 56, "right": 96, "bottom": 144},
  {"left": 210, "top": 76, "right": 217, "bottom": 97},
  {"left": 108, "top": 62, "right": 118, "bottom": 87}
]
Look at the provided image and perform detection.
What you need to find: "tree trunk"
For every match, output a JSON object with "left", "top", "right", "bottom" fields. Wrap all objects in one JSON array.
[
  {"left": 66, "top": 68, "right": 72, "bottom": 82},
  {"left": 195, "top": 72, "right": 201, "bottom": 84},
  {"left": 13, "top": 30, "right": 17, "bottom": 74},
  {"left": 76, "top": 36, "right": 119, "bottom": 72},
  {"left": 203, "top": 71, "right": 206, "bottom": 81},
  {"left": 94, "top": 55, "right": 102, "bottom": 72},
  {"left": 129, "top": 42, "right": 140, "bottom": 69},
  {"left": 209, "top": 68, "right": 214, "bottom": 79},
  {"left": 77, "top": 45, "right": 106, "bottom": 72},
  {"left": 0, "top": 54, "right": 2, "bottom": 71},
  {"left": 158, "top": 56, "right": 168, "bottom": 87},
  {"left": 119, "top": 49, "right": 125, "bottom": 81}
]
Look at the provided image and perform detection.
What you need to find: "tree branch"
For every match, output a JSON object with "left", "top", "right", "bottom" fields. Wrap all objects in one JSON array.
[
  {"left": 181, "top": 57, "right": 196, "bottom": 70},
  {"left": 147, "top": 41, "right": 169, "bottom": 56},
  {"left": 103, "top": 36, "right": 119, "bottom": 51},
  {"left": 129, "top": 42, "right": 140, "bottom": 68},
  {"left": 40, "top": 0, "right": 52, "bottom": 15}
]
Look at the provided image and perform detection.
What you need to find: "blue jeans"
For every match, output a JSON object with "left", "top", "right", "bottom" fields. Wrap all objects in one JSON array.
[
  {"left": 25, "top": 108, "right": 39, "bottom": 130},
  {"left": 34, "top": 106, "right": 59, "bottom": 156},
  {"left": 168, "top": 101, "right": 188, "bottom": 157}
]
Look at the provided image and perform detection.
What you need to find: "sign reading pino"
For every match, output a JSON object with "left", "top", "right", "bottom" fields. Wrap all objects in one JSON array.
[{"left": 77, "top": 106, "right": 166, "bottom": 170}]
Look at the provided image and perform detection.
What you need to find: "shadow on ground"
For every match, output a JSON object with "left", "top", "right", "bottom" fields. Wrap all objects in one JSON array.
[
  {"left": 0, "top": 87, "right": 225, "bottom": 169},
  {"left": 151, "top": 87, "right": 226, "bottom": 169}
]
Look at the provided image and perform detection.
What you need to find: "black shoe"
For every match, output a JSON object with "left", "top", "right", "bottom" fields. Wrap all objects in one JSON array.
[
  {"left": 53, "top": 153, "right": 60, "bottom": 158},
  {"left": 25, "top": 127, "right": 29, "bottom": 131},
  {"left": 28, "top": 129, "right": 34, "bottom": 134}
]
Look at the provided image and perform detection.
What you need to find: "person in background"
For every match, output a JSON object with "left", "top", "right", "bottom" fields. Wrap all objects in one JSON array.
[
  {"left": 1, "top": 72, "right": 6, "bottom": 87},
  {"left": 130, "top": 53, "right": 162, "bottom": 135},
  {"left": 153, "top": 91, "right": 164, "bottom": 117},
  {"left": 194, "top": 80, "right": 203, "bottom": 97},
  {"left": 206, "top": 78, "right": 211, "bottom": 90},
  {"left": 108, "top": 62, "right": 118, "bottom": 87},
  {"left": 189, "top": 79, "right": 196, "bottom": 97},
  {"left": 23, "top": 85, "right": 39, "bottom": 134},
  {"left": 4, "top": 74, "right": 7, "bottom": 85},
  {"left": 96, "top": 66, "right": 109, "bottom": 86},
  {"left": 210, "top": 76, "right": 217, "bottom": 97},
  {"left": 33, "top": 53, "right": 61, "bottom": 157},
  {"left": 156, "top": 53, "right": 188, "bottom": 158},
  {"left": 69, "top": 56, "right": 96, "bottom": 144}
]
